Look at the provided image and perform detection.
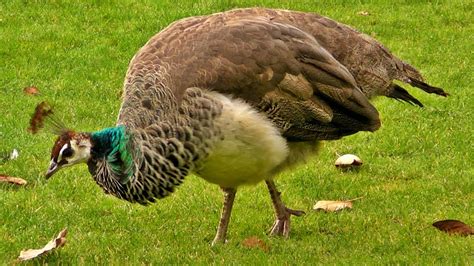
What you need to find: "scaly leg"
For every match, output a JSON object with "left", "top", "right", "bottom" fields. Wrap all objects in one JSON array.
[
  {"left": 212, "top": 187, "right": 236, "bottom": 246},
  {"left": 266, "top": 180, "right": 305, "bottom": 237}
]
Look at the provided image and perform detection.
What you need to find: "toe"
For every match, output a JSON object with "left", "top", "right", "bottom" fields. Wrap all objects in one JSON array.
[{"left": 287, "top": 208, "right": 305, "bottom": 217}]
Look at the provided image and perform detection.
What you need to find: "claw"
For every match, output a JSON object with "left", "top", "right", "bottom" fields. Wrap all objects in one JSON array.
[
  {"left": 265, "top": 180, "right": 305, "bottom": 238},
  {"left": 268, "top": 207, "right": 305, "bottom": 237}
]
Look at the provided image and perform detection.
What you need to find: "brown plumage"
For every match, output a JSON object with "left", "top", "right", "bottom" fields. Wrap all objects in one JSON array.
[
  {"left": 221, "top": 8, "right": 448, "bottom": 106},
  {"left": 120, "top": 10, "right": 382, "bottom": 141},
  {"left": 44, "top": 8, "right": 445, "bottom": 245}
]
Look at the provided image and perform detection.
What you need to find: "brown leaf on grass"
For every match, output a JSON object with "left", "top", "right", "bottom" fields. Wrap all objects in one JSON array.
[
  {"left": 0, "top": 174, "right": 27, "bottom": 185},
  {"left": 313, "top": 197, "right": 363, "bottom": 212},
  {"left": 18, "top": 228, "right": 67, "bottom": 261},
  {"left": 432, "top": 220, "right": 474, "bottom": 236},
  {"left": 28, "top": 101, "right": 54, "bottom": 134},
  {"left": 23, "top": 86, "right": 40, "bottom": 95},
  {"left": 242, "top": 236, "right": 269, "bottom": 252},
  {"left": 357, "top": 11, "right": 370, "bottom": 16}
]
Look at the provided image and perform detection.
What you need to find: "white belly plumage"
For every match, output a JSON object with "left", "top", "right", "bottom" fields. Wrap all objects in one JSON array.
[{"left": 194, "top": 92, "right": 289, "bottom": 188}]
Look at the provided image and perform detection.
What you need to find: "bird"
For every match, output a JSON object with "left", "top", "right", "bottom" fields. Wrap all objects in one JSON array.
[{"left": 42, "top": 8, "right": 446, "bottom": 245}]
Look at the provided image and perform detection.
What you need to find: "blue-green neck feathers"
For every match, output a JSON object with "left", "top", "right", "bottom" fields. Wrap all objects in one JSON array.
[{"left": 91, "top": 125, "right": 134, "bottom": 183}]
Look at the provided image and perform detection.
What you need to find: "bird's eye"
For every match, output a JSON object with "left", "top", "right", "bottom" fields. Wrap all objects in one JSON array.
[{"left": 62, "top": 148, "right": 74, "bottom": 158}]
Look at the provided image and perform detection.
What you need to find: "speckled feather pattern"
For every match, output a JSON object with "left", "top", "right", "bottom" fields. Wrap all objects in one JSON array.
[
  {"left": 89, "top": 88, "right": 223, "bottom": 204},
  {"left": 120, "top": 10, "right": 383, "bottom": 141},
  {"left": 221, "top": 8, "right": 424, "bottom": 98},
  {"left": 83, "top": 7, "right": 444, "bottom": 204}
]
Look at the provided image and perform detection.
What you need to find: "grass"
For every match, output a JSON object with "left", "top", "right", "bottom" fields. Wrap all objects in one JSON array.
[{"left": 1, "top": 0, "right": 473, "bottom": 264}]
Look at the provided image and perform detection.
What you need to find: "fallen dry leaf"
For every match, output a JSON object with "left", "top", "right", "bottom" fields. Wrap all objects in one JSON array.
[
  {"left": 335, "top": 154, "right": 363, "bottom": 169},
  {"left": 242, "top": 236, "right": 269, "bottom": 252},
  {"left": 18, "top": 228, "right": 67, "bottom": 261},
  {"left": 432, "top": 220, "right": 474, "bottom": 236},
  {"left": 28, "top": 101, "right": 54, "bottom": 134},
  {"left": 23, "top": 86, "right": 40, "bottom": 96},
  {"left": 313, "top": 197, "right": 363, "bottom": 212},
  {"left": 314, "top": 201, "right": 352, "bottom": 212},
  {"left": 0, "top": 174, "right": 27, "bottom": 185},
  {"left": 357, "top": 11, "right": 370, "bottom": 16}
]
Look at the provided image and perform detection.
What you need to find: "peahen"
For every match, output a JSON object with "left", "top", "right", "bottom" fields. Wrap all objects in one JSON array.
[{"left": 43, "top": 8, "right": 447, "bottom": 245}]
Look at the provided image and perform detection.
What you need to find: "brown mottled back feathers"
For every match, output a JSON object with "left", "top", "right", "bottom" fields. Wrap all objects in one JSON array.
[
  {"left": 119, "top": 11, "right": 381, "bottom": 141},
  {"left": 224, "top": 8, "right": 440, "bottom": 99}
]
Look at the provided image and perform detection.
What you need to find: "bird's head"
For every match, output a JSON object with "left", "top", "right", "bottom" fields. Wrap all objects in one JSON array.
[{"left": 46, "top": 131, "right": 92, "bottom": 179}]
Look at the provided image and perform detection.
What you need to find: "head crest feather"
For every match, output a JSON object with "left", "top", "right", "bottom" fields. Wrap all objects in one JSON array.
[{"left": 28, "top": 101, "right": 69, "bottom": 135}]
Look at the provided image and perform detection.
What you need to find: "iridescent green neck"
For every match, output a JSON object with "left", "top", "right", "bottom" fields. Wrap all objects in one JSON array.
[
  {"left": 91, "top": 125, "right": 134, "bottom": 183},
  {"left": 91, "top": 126, "right": 126, "bottom": 156}
]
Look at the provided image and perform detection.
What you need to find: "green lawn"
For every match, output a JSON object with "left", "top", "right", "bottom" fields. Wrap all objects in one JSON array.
[{"left": 1, "top": 0, "right": 473, "bottom": 264}]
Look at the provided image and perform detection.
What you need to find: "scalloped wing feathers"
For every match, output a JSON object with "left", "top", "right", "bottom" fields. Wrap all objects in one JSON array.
[{"left": 120, "top": 14, "right": 380, "bottom": 141}]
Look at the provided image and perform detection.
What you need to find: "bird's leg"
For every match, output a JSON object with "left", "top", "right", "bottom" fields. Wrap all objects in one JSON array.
[
  {"left": 212, "top": 187, "right": 236, "bottom": 246},
  {"left": 266, "top": 180, "right": 305, "bottom": 237}
]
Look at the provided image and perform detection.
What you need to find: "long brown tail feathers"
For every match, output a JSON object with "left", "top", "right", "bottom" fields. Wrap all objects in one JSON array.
[
  {"left": 408, "top": 79, "right": 449, "bottom": 97},
  {"left": 388, "top": 84, "right": 424, "bottom": 107}
]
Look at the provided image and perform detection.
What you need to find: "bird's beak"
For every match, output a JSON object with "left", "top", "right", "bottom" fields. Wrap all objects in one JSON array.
[{"left": 45, "top": 160, "right": 59, "bottom": 179}]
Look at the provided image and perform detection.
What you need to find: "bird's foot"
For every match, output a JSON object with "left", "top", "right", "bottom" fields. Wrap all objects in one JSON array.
[
  {"left": 211, "top": 236, "right": 228, "bottom": 246},
  {"left": 268, "top": 207, "right": 305, "bottom": 237}
]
